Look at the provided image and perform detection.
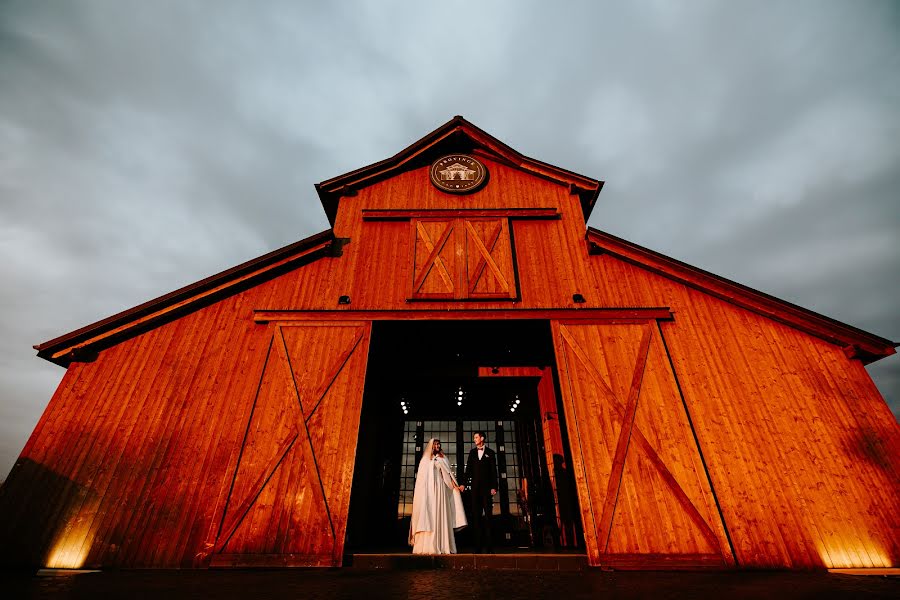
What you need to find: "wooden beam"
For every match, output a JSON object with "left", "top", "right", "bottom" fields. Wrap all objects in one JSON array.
[
  {"left": 477, "top": 367, "right": 545, "bottom": 378},
  {"left": 46, "top": 241, "right": 332, "bottom": 362},
  {"left": 253, "top": 308, "right": 674, "bottom": 323},
  {"left": 362, "top": 208, "right": 560, "bottom": 220}
]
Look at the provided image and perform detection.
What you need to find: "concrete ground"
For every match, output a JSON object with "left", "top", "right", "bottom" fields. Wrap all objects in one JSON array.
[{"left": 6, "top": 569, "right": 899, "bottom": 600}]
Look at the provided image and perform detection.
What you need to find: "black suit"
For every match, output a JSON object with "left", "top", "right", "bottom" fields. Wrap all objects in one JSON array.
[{"left": 462, "top": 446, "right": 498, "bottom": 552}]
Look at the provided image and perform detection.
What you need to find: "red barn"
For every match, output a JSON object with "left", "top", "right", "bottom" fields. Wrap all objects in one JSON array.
[{"left": 2, "top": 116, "right": 897, "bottom": 570}]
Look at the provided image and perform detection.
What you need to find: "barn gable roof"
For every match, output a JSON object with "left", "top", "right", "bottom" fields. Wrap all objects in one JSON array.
[
  {"left": 315, "top": 115, "right": 604, "bottom": 225},
  {"left": 34, "top": 230, "right": 339, "bottom": 366},
  {"left": 587, "top": 228, "right": 897, "bottom": 364}
]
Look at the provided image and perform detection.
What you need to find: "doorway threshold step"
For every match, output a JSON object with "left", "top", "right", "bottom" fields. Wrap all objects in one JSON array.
[{"left": 347, "top": 553, "right": 588, "bottom": 571}]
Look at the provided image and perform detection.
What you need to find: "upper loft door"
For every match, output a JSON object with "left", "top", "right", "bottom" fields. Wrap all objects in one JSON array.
[
  {"left": 551, "top": 320, "right": 734, "bottom": 569},
  {"left": 410, "top": 217, "right": 517, "bottom": 301},
  {"left": 211, "top": 322, "right": 371, "bottom": 567}
]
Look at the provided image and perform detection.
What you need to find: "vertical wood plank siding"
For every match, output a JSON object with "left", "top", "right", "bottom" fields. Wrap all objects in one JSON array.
[
  {"left": 1, "top": 157, "right": 896, "bottom": 569},
  {"left": 583, "top": 255, "right": 900, "bottom": 568},
  {"left": 552, "top": 321, "right": 733, "bottom": 568}
]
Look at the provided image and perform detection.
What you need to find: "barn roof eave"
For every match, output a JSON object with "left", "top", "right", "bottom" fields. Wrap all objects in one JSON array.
[
  {"left": 586, "top": 227, "right": 897, "bottom": 364},
  {"left": 315, "top": 115, "right": 603, "bottom": 226},
  {"left": 34, "top": 228, "right": 338, "bottom": 367}
]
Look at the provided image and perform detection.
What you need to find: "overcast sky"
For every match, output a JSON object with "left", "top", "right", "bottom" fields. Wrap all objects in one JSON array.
[{"left": 1, "top": 1, "right": 898, "bottom": 479}]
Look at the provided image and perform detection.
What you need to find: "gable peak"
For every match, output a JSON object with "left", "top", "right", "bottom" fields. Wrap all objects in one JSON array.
[{"left": 315, "top": 116, "right": 603, "bottom": 225}]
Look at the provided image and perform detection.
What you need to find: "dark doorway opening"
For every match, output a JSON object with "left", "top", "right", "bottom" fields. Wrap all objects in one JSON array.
[{"left": 346, "top": 320, "right": 583, "bottom": 553}]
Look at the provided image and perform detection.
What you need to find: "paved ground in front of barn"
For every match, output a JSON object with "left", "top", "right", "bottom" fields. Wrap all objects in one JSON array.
[{"left": 5, "top": 568, "right": 899, "bottom": 600}]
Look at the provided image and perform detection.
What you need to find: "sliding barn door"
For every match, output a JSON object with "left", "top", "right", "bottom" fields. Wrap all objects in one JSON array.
[
  {"left": 212, "top": 322, "right": 371, "bottom": 567},
  {"left": 552, "top": 320, "right": 733, "bottom": 569}
]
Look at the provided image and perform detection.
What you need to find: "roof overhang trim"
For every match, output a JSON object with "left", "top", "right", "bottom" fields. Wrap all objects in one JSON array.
[
  {"left": 35, "top": 229, "right": 338, "bottom": 366},
  {"left": 586, "top": 227, "right": 897, "bottom": 364}
]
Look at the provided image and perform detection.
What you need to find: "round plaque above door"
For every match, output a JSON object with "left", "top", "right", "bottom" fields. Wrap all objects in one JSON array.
[{"left": 430, "top": 154, "right": 488, "bottom": 194}]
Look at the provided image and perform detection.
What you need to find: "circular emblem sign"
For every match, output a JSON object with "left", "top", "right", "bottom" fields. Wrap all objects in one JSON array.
[{"left": 430, "top": 154, "right": 488, "bottom": 193}]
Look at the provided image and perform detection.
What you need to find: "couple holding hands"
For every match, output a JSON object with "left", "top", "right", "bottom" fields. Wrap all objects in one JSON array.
[{"left": 408, "top": 431, "right": 498, "bottom": 554}]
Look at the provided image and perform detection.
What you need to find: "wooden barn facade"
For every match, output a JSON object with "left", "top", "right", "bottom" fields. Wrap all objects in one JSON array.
[{"left": 2, "top": 117, "right": 898, "bottom": 571}]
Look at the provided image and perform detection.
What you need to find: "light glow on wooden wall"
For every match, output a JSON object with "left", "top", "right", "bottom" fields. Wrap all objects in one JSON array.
[
  {"left": 45, "top": 511, "right": 95, "bottom": 569},
  {"left": 825, "top": 545, "right": 892, "bottom": 569}
]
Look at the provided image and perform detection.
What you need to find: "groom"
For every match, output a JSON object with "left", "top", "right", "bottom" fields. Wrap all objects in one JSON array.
[{"left": 459, "top": 430, "right": 497, "bottom": 553}]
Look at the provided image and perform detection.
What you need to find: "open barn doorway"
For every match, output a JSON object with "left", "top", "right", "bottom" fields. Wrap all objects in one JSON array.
[{"left": 346, "top": 320, "right": 583, "bottom": 554}]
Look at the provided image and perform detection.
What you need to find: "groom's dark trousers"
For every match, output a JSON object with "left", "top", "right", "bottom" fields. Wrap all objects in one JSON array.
[{"left": 462, "top": 446, "right": 498, "bottom": 553}]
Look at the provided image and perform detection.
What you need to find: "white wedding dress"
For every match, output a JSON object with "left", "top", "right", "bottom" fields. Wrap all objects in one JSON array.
[{"left": 409, "top": 454, "right": 467, "bottom": 554}]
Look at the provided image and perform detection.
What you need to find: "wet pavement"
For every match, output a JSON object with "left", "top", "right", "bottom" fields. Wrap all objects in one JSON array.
[{"left": 5, "top": 568, "right": 898, "bottom": 600}]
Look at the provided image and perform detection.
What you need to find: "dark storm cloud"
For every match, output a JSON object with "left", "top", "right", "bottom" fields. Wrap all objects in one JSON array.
[{"left": 1, "top": 0, "right": 897, "bottom": 478}]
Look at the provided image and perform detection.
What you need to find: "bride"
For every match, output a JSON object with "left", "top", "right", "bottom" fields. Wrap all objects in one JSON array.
[{"left": 409, "top": 438, "right": 467, "bottom": 554}]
